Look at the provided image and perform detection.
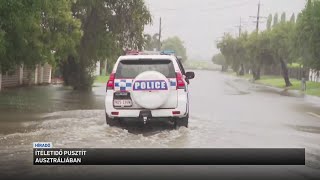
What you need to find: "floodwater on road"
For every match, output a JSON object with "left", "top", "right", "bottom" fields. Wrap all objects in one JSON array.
[{"left": 0, "top": 70, "right": 320, "bottom": 179}]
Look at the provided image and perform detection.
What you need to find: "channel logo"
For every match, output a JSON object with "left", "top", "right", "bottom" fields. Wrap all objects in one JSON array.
[{"left": 33, "top": 142, "right": 53, "bottom": 149}]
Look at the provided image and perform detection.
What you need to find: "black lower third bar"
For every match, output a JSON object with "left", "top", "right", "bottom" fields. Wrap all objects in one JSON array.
[{"left": 33, "top": 148, "right": 305, "bottom": 165}]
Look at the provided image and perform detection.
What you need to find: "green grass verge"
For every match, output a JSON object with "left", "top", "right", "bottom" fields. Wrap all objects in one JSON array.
[
  {"left": 94, "top": 75, "right": 109, "bottom": 83},
  {"left": 287, "top": 63, "right": 302, "bottom": 68},
  {"left": 257, "top": 77, "right": 300, "bottom": 89},
  {"left": 226, "top": 72, "right": 320, "bottom": 97},
  {"left": 256, "top": 76, "right": 320, "bottom": 97}
]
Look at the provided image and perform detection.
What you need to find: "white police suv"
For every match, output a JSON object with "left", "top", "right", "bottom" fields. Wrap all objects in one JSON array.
[{"left": 104, "top": 51, "right": 195, "bottom": 128}]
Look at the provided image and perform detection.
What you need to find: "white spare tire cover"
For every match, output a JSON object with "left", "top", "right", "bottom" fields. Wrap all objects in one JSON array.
[{"left": 131, "top": 71, "right": 170, "bottom": 109}]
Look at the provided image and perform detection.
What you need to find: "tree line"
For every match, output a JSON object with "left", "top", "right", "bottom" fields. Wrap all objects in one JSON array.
[
  {"left": 214, "top": 0, "right": 320, "bottom": 87},
  {"left": 0, "top": 0, "right": 152, "bottom": 90},
  {"left": 144, "top": 34, "right": 188, "bottom": 62}
]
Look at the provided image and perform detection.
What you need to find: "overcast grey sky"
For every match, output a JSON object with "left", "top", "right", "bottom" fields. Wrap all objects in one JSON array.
[{"left": 144, "top": 0, "right": 306, "bottom": 61}]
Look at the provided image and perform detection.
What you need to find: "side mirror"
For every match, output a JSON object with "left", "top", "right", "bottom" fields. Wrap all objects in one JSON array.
[{"left": 186, "top": 72, "right": 195, "bottom": 80}]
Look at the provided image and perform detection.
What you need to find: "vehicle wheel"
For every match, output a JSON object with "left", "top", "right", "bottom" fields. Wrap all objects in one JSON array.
[
  {"left": 106, "top": 113, "right": 121, "bottom": 127},
  {"left": 174, "top": 115, "right": 189, "bottom": 129}
]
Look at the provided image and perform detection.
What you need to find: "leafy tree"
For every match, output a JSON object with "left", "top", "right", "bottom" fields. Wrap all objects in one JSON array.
[
  {"left": 290, "top": 13, "right": 296, "bottom": 23},
  {"left": 0, "top": 0, "right": 152, "bottom": 90},
  {"left": 161, "top": 36, "right": 187, "bottom": 62},
  {"left": 0, "top": 0, "right": 81, "bottom": 73},
  {"left": 0, "top": 30, "right": 5, "bottom": 63},
  {"left": 294, "top": 0, "right": 320, "bottom": 71},
  {"left": 296, "top": 12, "right": 302, "bottom": 22},
  {"left": 234, "top": 33, "right": 250, "bottom": 75},
  {"left": 217, "top": 21, "right": 294, "bottom": 85},
  {"left": 267, "top": 14, "right": 273, "bottom": 30},
  {"left": 244, "top": 31, "right": 274, "bottom": 80},
  {"left": 281, "top": 12, "right": 286, "bottom": 22},
  {"left": 212, "top": 53, "right": 227, "bottom": 71},
  {"left": 144, "top": 33, "right": 159, "bottom": 51},
  {"left": 143, "top": 34, "right": 153, "bottom": 51},
  {"left": 61, "top": 0, "right": 152, "bottom": 90},
  {"left": 269, "top": 22, "right": 294, "bottom": 86},
  {"left": 217, "top": 34, "right": 237, "bottom": 71},
  {"left": 212, "top": 53, "right": 226, "bottom": 65},
  {"left": 41, "top": 0, "right": 82, "bottom": 66},
  {"left": 273, "top": 13, "right": 279, "bottom": 27},
  {"left": 216, "top": 0, "right": 320, "bottom": 87}
]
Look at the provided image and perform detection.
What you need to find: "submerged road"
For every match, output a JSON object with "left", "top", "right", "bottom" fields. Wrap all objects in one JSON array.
[{"left": 0, "top": 70, "right": 320, "bottom": 179}]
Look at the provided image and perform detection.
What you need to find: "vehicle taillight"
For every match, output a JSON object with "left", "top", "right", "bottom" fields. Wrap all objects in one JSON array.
[
  {"left": 176, "top": 72, "right": 185, "bottom": 89},
  {"left": 111, "top": 111, "right": 119, "bottom": 116},
  {"left": 172, "top": 111, "right": 180, "bottom": 115},
  {"left": 107, "top": 73, "right": 115, "bottom": 91}
]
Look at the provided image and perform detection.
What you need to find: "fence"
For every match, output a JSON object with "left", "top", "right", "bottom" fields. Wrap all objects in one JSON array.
[
  {"left": 0, "top": 63, "right": 52, "bottom": 91},
  {"left": 261, "top": 65, "right": 319, "bottom": 82},
  {"left": 309, "top": 69, "right": 320, "bottom": 82}
]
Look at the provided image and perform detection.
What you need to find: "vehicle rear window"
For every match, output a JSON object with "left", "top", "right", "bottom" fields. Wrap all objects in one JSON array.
[{"left": 115, "top": 59, "right": 176, "bottom": 79}]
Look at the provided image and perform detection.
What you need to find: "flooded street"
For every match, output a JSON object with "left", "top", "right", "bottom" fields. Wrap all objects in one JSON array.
[{"left": 1, "top": 70, "right": 320, "bottom": 179}]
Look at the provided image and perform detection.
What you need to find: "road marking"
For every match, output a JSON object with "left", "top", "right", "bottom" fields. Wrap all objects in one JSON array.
[{"left": 307, "top": 112, "right": 320, "bottom": 119}]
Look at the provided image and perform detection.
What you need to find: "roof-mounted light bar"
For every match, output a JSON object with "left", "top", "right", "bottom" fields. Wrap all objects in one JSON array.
[
  {"left": 125, "top": 50, "right": 176, "bottom": 56},
  {"left": 160, "top": 50, "right": 175, "bottom": 55}
]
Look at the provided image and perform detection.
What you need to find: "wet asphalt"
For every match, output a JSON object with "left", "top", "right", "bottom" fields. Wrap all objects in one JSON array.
[{"left": 0, "top": 70, "right": 320, "bottom": 179}]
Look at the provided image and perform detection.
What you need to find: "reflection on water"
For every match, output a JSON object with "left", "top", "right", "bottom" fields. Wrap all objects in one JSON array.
[
  {"left": 0, "top": 72, "right": 320, "bottom": 172},
  {"left": 0, "top": 84, "right": 188, "bottom": 136},
  {"left": 0, "top": 84, "right": 105, "bottom": 117},
  {"left": 0, "top": 84, "right": 106, "bottom": 134}
]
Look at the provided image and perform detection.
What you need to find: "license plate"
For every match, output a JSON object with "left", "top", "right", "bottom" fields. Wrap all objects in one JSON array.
[{"left": 113, "top": 99, "right": 132, "bottom": 107}]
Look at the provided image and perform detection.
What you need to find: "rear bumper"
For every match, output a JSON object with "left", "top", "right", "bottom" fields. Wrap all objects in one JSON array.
[
  {"left": 105, "top": 93, "right": 188, "bottom": 118},
  {"left": 106, "top": 108, "right": 187, "bottom": 118}
]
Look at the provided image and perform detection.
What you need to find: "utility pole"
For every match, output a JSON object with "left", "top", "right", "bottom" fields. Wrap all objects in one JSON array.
[
  {"left": 250, "top": 1, "right": 266, "bottom": 34},
  {"left": 256, "top": 1, "right": 260, "bottom": 33},
  {"left": 158, "top": 17, "right": 162, "bottom": 51},
  {"left": 235, "top": 17, "right": 243, "bottom": 37},
  {"left": 249, "top": 1, "right": 266, "bottom": 80},
  {"left": 239, "top": 17, "right": 242, "bottom": 37}
]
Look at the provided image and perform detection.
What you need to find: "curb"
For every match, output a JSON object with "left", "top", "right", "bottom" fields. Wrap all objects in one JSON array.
[
  {"left": 252, "top": 81, "right": 320, "bottom": 100},
  {"left": 229, "top": 75, "right": 308, "bottom": 98},
  {"left": 253, "top": 83, "right": 305, "bottom": 97}
]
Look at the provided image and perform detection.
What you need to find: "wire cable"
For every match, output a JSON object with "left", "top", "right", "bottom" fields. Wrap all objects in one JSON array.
[{"left": 150, "top": 0, "right": 252, "bottom": 13}]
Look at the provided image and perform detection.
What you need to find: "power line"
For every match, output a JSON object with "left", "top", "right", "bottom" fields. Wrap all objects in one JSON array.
[
  {"left": 199, "top": 0, "right": 252, "bottom": 12},
  {"left": 150, "top": 0, "right": 251, "bottom": 13}
]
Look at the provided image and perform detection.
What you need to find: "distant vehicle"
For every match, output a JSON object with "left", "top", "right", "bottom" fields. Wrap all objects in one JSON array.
[{"left": 104, "top": 50, "right": 195, "bottom": 128}]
